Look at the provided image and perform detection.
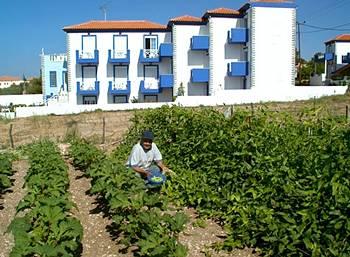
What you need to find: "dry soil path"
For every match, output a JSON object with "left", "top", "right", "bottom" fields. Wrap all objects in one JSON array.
[
  {"left": 59, "top": 144, "right": 131, "bottom": 257},
  {"left": 0, "top": 160, "right": 29, "bottom": 257}
]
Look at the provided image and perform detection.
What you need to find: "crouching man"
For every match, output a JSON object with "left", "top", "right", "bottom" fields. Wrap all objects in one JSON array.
[{"left": 126, "top": 130, "right": 171, "bottom": 186}]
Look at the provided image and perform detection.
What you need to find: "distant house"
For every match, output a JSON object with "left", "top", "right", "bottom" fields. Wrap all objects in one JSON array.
[
  {"left": 324, "top": 34, "right": 350, "bottom": 82},
  {"left": 62, "top": 0, "right": 297, "bottom": 105},
  {"left": 0, "top": 76, "right": 24, "bottom": 89},
  {"left": 40, "top": 50, "right": 68, "bottom": 102}
]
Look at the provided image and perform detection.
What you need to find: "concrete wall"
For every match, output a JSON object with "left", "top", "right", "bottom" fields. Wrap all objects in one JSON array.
[
  {"left": 14, "top": 87, "right": 347, "bottom": 118},
  {"left": 209, "top": 17, "right": 246, "bottom": 95},
  {"left": 0, "top": 94, "right": 43, "bottom": 106},
  {"left": 172, "top": 24, "right": 209, "bottom": 96},
  {"left": 250, "top": 6, "right": 295, "bottom": 90}
]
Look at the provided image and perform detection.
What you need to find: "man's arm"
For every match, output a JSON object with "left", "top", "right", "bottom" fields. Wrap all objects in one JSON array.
[
  {"left": 155, "top": 160, "right": 171, "bottom": 173},
  {"left": 131, "top": 165, "right": 151, "bottom": 177}
]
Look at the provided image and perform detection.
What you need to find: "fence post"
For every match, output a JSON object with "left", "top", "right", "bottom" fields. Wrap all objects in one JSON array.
[
  {"left": 102, "top": 117, "right": 106, "bottom": 144},
  {"left": 9, "top": 124, "right": 14, "bottom": 148},
  {"left": 346, "top": 105, "right": 349, "bottom": 122}
]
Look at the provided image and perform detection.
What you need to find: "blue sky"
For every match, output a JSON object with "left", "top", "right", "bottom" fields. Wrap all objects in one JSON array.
[{"left": 0, "top": 0, "right": 349, "bottom": 77}]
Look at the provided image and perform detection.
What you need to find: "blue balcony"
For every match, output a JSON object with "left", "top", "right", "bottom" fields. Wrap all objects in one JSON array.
[
  {"left": 191, "top": 68, "right": 209, "bottom": 83},
  {"left": 140, "top": 80, "right": 160, "bottom": 94},
  {"left": 76, "top": 50, "right": 99, "bottom": 65},
  {"left": 342, "top": 53, "right": 350, "bottom": 64},
  {"left": 227, "top": 62, "right": 249, "bottom": 77},
  {"left": 324, "top": 53, "right": 334, "bottom": 61},
  {"left": 139, "top": 49, "right": 160, "bottom": 63},
  {"left": 159, "top": 43, "right": 173, "bottom": 58},
  {"left": 77, "top": 81, "right": 100, "bottom": 95},
  {"left": 108, "top": 81, "right": 131, "bottom": 95},
  {"left": 191, "top": 36, "right": 209, "bottom": 51},
  {"left": 159, "top": 74, "right": 174, "bottom": 88},
  {"left": 108, "top": 50, "right": 130, "bottom": 64},
  {"left": 228, "top": 28, "right": 248, "bottom": 44}
]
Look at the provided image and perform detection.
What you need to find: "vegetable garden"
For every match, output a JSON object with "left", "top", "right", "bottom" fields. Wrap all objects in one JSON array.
[{"left": 2, "top": 105, "right": 350, "bottom": 256}]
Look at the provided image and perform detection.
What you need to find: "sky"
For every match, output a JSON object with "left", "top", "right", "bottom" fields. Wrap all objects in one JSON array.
[{"left": 0, "top": 0, "right": 349, "bottom": 77}]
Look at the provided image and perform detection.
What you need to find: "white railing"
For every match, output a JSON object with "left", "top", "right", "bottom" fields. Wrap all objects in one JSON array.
[
  {"left": 144, "top": 78, "right": 159, "bottom": 89},
  {"left": 79, "top": 82, "right": 96, "bottom": 91},
  {"left": 143, "top": 49, "right": 159, "bottom": 58},
  {"left": 79, "top": 51, "right": 94, "bottom": 59},
  {"left": 112, "top": 50, "right": 128, "bottom": 59},
  {"left": 112, "top": 79, "right": 128, "bottom": 90}
]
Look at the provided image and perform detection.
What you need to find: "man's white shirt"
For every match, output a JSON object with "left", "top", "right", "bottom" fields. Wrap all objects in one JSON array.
[{"left": 127, "top": 142, "right": 162, "bottom": 170}]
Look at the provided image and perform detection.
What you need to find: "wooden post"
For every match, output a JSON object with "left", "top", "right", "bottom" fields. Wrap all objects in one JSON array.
[
  {"left": 102, "top": 117, "right": 106, "bottom": 144},
  {"left": 346, "top": 105, "right": 349, "bottom": 122},
  {"left": 9, "top": 124, "right": 14, "bottom": 148}
]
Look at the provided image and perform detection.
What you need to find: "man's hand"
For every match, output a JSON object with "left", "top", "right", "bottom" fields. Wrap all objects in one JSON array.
[{"left": 163, "top": 168, "right": 175, "bottom": 176}]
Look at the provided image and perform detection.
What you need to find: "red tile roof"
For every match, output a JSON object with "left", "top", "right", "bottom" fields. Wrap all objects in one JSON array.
[
  {"left": 169, "top": 15, "right": 203, "bottom": 22},
  {"left": 205, "top": 8, "right": 240, "bottom": 16},
  {"left": 0, "top": 76, "right": 21, "bottom": 82},
  {"left": 325, "top": 34, "right": 350, "bottom": 44},
  {"left": 63, "top": 20, "right": 167, "bottom": 31}
]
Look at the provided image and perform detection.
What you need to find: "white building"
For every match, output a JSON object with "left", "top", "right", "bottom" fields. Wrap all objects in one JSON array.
[
  {"left": 324, "top": 34, "right": 350, "bottom": 83},
  {"left": 62, "top": 0, "right": 297, "bottom": 105},
  {"left": 0, "top": 76, "right": 24, "bottom": 89}
]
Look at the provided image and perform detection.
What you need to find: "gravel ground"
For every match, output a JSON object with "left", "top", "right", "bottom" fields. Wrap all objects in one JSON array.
[
  {"left": 59, "top": 144, "right": 130, "bottom": 257},
  {"left": 179, "top": 207, "right": 259, "bottom": 257},
  {"left": 0, "top": 160, "right": 28, "bottom": 257}
]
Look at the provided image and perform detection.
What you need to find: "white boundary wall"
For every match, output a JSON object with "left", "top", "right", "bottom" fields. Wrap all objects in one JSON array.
[
  {"left": 0, "top": 94, "right": 43, "bottom": 106},
  {"left": 14, "top": 87, "right": 347, "bottom": 118}
]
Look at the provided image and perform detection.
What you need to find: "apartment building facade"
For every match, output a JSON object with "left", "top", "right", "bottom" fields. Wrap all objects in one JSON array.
[
  {"left": 324, "top": 34, "right": 350, "bottom": 81},
  {"left": 63, "top": 0, "right": 296, "bottom": 105}
]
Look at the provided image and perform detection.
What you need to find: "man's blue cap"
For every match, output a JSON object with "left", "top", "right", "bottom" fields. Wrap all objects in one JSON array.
[{"left": 142, "top": 130, "right": 154, "bottom": 141}]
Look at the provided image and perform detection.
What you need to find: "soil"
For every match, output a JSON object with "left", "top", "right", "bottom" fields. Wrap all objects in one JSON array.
[
  {"left": 0, "top": 160, "right": 29, "bottom": 257},
  {"left": 59, "top": 144, "right": 259, "bottom": 257}
]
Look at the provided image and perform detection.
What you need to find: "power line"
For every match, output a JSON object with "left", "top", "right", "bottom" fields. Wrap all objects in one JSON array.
[{"left": 297, "top": 21, "right": 350, "bottom": 34}]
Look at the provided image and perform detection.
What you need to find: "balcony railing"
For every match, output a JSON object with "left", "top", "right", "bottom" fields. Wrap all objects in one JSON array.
[
  {"left": 108, "top": 80, "right": 131, "bottom": 95},
  {"left": 159, "top": 43, "right": 173, "bottom": 58},
  {"left": 191, "top": 36, "right": 209, "bottom": 51},
  {"left": 227, "top": 62, "right": 249, "bottom": 77},
  {"left": 191, "top": 68, "right": 209, "bottom": 83},
  {"left": 159, "top": 74, "right": 174, "bottom": 88},
  {"left": 228, "top": 28, "right": 248, "bottom": 44},
  {"left": 140, "top": 79, "right": 160, "bottom": 94},
  {"left": 324, "top": 53, "right": 334, "bottom": 61},
  {"left": 76, "top": 50, "right": 99, "bottom": 65},
  {"left": 77, "top": 81, "right": 100, "bottom": 95},
  {"left": 108, "top": 50, "right": 130, "bottom": 64},
  {"left": 139, "top": 49, "right": 160, "bottom": 63}
]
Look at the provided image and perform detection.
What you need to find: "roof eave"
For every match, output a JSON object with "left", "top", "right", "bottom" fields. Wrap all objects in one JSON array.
[{"left": 63, "top": 28, "right": 170, "bottom": 33}]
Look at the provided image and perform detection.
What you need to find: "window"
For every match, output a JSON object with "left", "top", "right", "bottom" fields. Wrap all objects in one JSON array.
[
  {"left": 113, "top": 95, "right": 128, "bottom": 103},
  {"left": 50, "top": 71, "right": 57, "bottom": 87},
  {"left": 144, "top": 95, "right": 158, "bottom": 102},
  {"left": 83, "top": 96, "right": 97, "bottom": 105},
  {"left": 144, "top": 35, "right": 158, "bottom": 58}
]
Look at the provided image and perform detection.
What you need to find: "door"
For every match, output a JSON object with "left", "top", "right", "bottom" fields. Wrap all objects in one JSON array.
[
  {"left": 144, "top": 66, "right": 158, "bottom": 89},
  {"left": 82, "top": 66, "right": 96, "bottom": 90},
  {"left": 82, "top": 35, "right": 96, "bottom": 58},
  {"left": 144, "top": 36, "right": 157, "bottom": 58},
  {"left": 113, "top": 35, "right": 127, "bottom": 58},
  {"left": 113, "top": 66, "right": 128, "bottom": 89}
]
